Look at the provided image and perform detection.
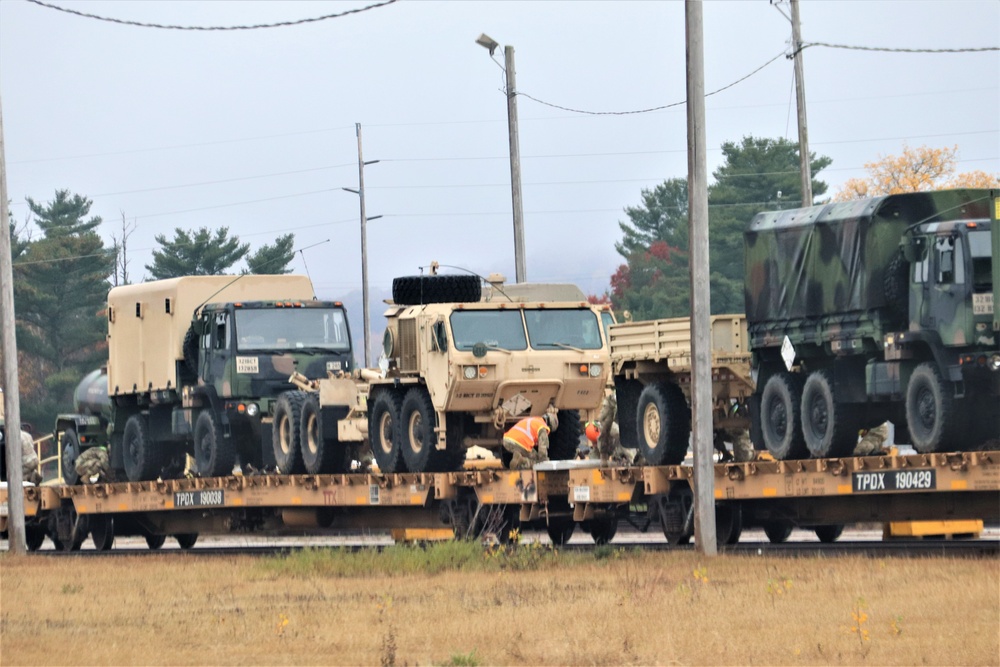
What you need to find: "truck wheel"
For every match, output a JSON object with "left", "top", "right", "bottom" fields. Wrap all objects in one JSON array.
[
  {"left": 61, "top": 428, "right": 81, "bottom": 485},
  {"left": 762, "top": 520, "right": 793, "bottom": 544},
  {"left": 392, "top": 274, "right": 481, "bottom": 306},
  {"left": 369, "top": 390, "right": 406, "bottom": 473},
  {"left": 760, "top": 373, "right": 807, "bottom": 460},
  {"left": 548, "top": 409, "right": 582, "bottom": 460},
  {"left": 814, "top": 524, "right": 844, "bottom": 543},
  {"left": 194, "top": 411, "right": 237, "bottom": 478},
  {"left": 90, "top": 516, "right": 115, "bottom": 551},
  {"left": 905, "top": 362, "right": 956, "bottom": 453},
  {"left": 182, "top": 326, "right": 199, "bottom": 376},
  {"left": 801, "top": 369, "right": 857, "bottom": 458},
  {"left": 400, "top": 388, "right": 439, "bottom": 473},
  {"left": 273, "top": 391, "right": 307, "bottom": 474},
  {"left": 123, "top": 414, "right": 160, "bottom": 482},
  {"left": 635, "top": 382, "right": 690, "bottom": 466},
  {"left": 614, "top": 379, "right": 642, "bottom": 448},
  {"left": 301, "top": 393, "right": 351, "bottom": 475},
  {"left": 175, "top": 533, "right": 198, "bottom": 549}
]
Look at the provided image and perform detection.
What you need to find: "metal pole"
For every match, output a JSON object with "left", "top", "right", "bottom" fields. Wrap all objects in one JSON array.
[
  {"left": 503, "top": 45, "right": 527, "bottom": 283},
  {"left": 790, "top": 0, "right": 812, "bottom": 205},
  {"left": 685, "top": 0, "right": 717, "bottom": 556},
  {"left": 355, "top": 123, "right": 371, "bottom": 369},
  {"left": 0, "top": 93, "right": 27, "bottom": 554}
]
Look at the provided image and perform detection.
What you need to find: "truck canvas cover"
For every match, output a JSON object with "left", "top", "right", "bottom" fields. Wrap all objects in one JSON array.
[{"left": 744, "top": 189, "right": 993, "bottom": 324}]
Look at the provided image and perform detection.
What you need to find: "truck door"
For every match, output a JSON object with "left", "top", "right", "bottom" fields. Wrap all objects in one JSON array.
[
  {"left": 922, "top": 233, "right": 971, "bottom": 346},
  {"left": 202, "top": 311, "right": 232, "bottom": 395}
]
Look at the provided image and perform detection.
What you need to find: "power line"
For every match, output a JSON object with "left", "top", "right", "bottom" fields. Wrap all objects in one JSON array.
[
  {"left": 516, "top": 51, "right": 787, "bottom": 116},
  {"left": 803, "top": 41, "right": 999, "bottom": 55},
  {"left": 25, "top": 0, "right": 399, "bottom": 30},
  {"left": 90, "top": 163, "right": 356, "bottom": 197}
]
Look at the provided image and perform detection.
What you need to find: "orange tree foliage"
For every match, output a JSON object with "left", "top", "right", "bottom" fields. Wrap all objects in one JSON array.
[{"left": 834, "top": 144, "right": 1000, "bottom": 201}]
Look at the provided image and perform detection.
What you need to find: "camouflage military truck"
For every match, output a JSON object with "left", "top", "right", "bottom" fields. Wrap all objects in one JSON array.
[
  {"left": 106, "top": 276, "right": 353, "bottom": 481},
  {"left": 745, "top": 189, "right": 1000, "bottom": 459},
  {"left": 610, "top": 314, "right": 754, "bottom": 465},
  {"left": 295, "top": 271, "right": 613, "bottom": 474}
]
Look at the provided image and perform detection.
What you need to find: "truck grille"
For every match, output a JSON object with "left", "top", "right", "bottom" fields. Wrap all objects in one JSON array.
[{"left": 399, "top": 319, "right": 418, "bottom": 372}]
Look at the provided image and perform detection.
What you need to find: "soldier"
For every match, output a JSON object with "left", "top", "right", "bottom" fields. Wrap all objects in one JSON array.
[
  {"left": 502, "top": 412, "right": 557, "bottom": 470},
  {"left": 20, "top": 431, "right": 42, "bottom": 485},
  {"left": 714, "top": 428, "right": 755, "bottom": 463},
  {"left": 75, "top": 446, "right": 111, "bottom": 483},
  {"left": 855, "top": 422, "right": 889, "bottom": 456},
  {"left": 595, "top": 394, "right": 634, "bottom": 466}
]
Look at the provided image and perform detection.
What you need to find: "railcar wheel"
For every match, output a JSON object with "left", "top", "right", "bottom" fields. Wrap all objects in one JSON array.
[
  {"left": 90, "top": 516, "right": 115, "bottom": 551},
  {"left": 814, "top": 524, "right": 844, "bottom": 543},
  {"left": 716, "top": 503, "right": 743, "bottom": 545},
  {"left": 145, "top": 534, "right": 166, "bottom": 550},
  {"left": 635, "top": 382, "right": 690, "bottom": 466},
  {"left": 273, "top": 391, "right": 307, "bottom": 474},
  {"left": 762, "top": 520, "right": 793, "bottom": 544},
  {"left": 194, "top": 411, "right": 236, "bottom": 478},
  {"left": 61, "top": 429, "right": 82, "bottom": 485},
  {"left": 546, "top": 518, "right": 576, "bottom": 546},
  {"left": 175, "top": 533, "right": 198, "bottom": 549},
  {"left": 905, "top": 362, "right": 956, "bottom": 453},
  {"left": 123, "top": 414, "right": 160, "bottom": 482},
  {"left": 585, "top": 516, "right": 619, "bottom": 545},
  {"left": 760, "top": 373, "right": 807, "bottom": 460},
  {"left": 801, "top": 369, "right": 857, "bottom": 458},
  {"left": 301, "top": 393, "right": 350, "bottom": 474},
  {"left": 25, "top": 526, "right": 46, "bottom": 551},
  {"left": 369, "top": 390, "right": 406, "bottom": 473}
]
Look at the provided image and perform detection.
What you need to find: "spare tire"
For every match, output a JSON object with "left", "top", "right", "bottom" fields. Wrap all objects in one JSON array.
[{"left": 392, "top": 275, "right": 481, "bottom": 305}]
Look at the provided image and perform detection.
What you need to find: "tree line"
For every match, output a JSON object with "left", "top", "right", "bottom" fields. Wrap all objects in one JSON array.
[{"left": 7, "top": 190, "right": 296, "bottom": 430}]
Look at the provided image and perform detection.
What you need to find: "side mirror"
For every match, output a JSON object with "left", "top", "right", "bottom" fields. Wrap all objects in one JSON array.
[
  {"left": 191, "top": 318, "right": 208, "bottom": 336},
  {"left": 901, "top": 238, "right": 924, "bottom": 263}
]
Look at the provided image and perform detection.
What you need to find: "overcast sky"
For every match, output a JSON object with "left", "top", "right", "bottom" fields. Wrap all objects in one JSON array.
[{"left": 2, "top": 0, "right": 998, "bottom": 309}]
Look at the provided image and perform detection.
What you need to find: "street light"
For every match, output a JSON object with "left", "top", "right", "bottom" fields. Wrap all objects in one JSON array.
[
  {"left": 342, "top": 122, "right": 380, "bottom": 368},
  {"left": 476, "top": 32, "right": 526, "bottom": 283}
]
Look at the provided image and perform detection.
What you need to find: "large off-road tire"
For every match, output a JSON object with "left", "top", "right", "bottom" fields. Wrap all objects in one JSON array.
[
  {"left": 399, "top": 388, "right": 460, "bottom": 472},
  {"left": 905, "top": 362, "right": 956, "bottom": 453},
  {"left": 273, "top": 391, "right": 307, "bottom": 474},
  {"left": 760, "top": 373, "right": 807, "bottom": 460},
  {"left": 90, "top": 515, "right": 115, "bottom": 551},
  {"left": 194, "top": 410, "right": 237, "bottom": 478},
  {"left": 762, "top": 520, "right": 794, "bottom": 544},
  {"left": 547, "top": 409, "right": 582, "bottom": 460},
  {"left": 123, "top": 414, "right": 160, "bottom": 482},
  {"left": 635, "top": 382, "right": 690, "bottom": 466},
  {"left": 392, "top": 274, "right": 481, "bottom": 306},
  {"left": 814, "top": 524, "right": 844, "bottom": 543},
  {"left": 61, "top": 428, "right": 81, "bottom": 486},
  {"left": 369, "top": 390, "right": 406, "bottom": 473},
  {"left": 614, "top": 378, "right": 642, "bottom": 448},
  {"left": 301, "top": 393, "right": 351, "bottom": 475},
  {"left": 801, "top": 369, "right": 858, "bottom": 458},
  {"left": 182, "top": 326, "right": 199, "bottom": 376}
]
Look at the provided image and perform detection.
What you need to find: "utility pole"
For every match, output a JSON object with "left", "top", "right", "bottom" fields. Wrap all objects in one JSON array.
[
  {"left": 685, "top": 0, "right": 717, "bottom": 556},
  {"left": 343, "top": 123, "right": 380, "bottom": 369},
  {"left": 0, "top": 93, "right": 27, "bottom": 555},
  {"left": 504, "top": 45, "right": 527, "bottom": 283},
  {"left": 790, "top": 0, "right": 812, "bottom": 205}
]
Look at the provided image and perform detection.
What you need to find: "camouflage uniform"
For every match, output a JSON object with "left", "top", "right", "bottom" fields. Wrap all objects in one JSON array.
[
  {"left": 594, "top": 394, "right": 632, "bottom": 466},
  {"left": 502, "top": 417, "right": 551, "bottom": 470},
  {"left": 75, "top": 446, "right": 111, "bottom": 483},
  {"left": 21, "top": 431, "right": 42, "bottom": 485},
  {"left": 854, "top": 422, "right": 889, "bottom": 456}
]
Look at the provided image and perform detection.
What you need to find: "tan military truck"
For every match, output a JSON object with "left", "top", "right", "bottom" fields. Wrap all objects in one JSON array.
[
  {"left": 609, "top": 314, "right": 754, "bottom": 465},
  {"left": 291, "top": 272, "right": 613, "bottom": 473},
  {"left": 107, "top": 275, "right": 354, "bottom": 481}
]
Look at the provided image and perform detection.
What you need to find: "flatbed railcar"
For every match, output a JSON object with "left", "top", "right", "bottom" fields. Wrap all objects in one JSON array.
[{"left": 3, "top": 449, "right": 997, "bottom": 551}]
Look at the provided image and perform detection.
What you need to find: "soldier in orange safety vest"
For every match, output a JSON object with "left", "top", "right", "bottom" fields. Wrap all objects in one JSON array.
[{"left": 502, "top": 411, "right": 559, "bottom": 470}]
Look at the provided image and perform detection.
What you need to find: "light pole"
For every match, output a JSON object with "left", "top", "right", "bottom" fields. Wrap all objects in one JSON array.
[
  {"left": 476, "top": 33, "right": 526, "bottom": 283},
  {"left": 342, "top": 122, "right": 381, "bottom": 368}
]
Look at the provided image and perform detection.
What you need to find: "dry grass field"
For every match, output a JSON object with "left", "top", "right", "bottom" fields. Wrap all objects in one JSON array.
[{"left": 1, "top": 542, "right": 997, "bottom": 666}]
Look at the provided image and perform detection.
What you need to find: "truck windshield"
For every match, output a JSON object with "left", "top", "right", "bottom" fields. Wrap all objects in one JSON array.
[
  {"left": 968, "top": 229, "right": 993, "bottom": 290},
  {"left": 234, "top": 308, "right": 351, "bottom": 352},
  {"left": 450, "top": 310, "right": 527, "bottom": 351},
  {"left": 525, "top": 308, "right": 603, "bottom": 350}
]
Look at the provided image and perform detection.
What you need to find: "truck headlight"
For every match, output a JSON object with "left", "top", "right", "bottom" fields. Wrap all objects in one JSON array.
[
  {"left": 246, "top": 403, "right": 260, "bottom": 417},
  {"left": 990, "top": 353, "right": 1000, "bottom": 372},
  {"left": 589, "top": 364, "right": 603, "bottom": 378},
  {"left": 463, "top": 366, "right": 477, "bottom": 380}
]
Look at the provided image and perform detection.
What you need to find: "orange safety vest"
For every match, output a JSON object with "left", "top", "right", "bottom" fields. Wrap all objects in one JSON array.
[{"left": 503, "top": 417, "right": 550, "bottom": 453}]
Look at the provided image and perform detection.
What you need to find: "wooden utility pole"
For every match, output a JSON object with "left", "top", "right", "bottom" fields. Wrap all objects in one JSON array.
[
  {"left": 0, "top": 93, "right": 27, "bottom": 554},
  {"left": 790, "top": 0, "right": 813, "bottom": 205},
  {"left": 685, "top": 0, "right": 717, "bottom": 556},
  {"left": 504, "top": 45, "right": 527, "bottom": 283},
  {"left": 343, "top": 123, "right": 380, "bottom": 368}
]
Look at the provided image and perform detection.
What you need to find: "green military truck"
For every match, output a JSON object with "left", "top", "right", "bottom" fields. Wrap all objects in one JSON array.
[
  {"left": 286, "top": 272, "right": 614, "bottom": 474},
  {"left": 106, "top": 275, "right": 354, "bottom": 481},
  {"left": 745, "top": 189, "right": 1000, "bottom": 459}
]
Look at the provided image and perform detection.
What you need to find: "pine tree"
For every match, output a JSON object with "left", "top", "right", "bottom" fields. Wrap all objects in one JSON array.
[
  {"left": 245, "top": 233, "right": 295, "bottom": 275},
  {"left": 146, "top": 227, "right": 249, "bottom": 278}
]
